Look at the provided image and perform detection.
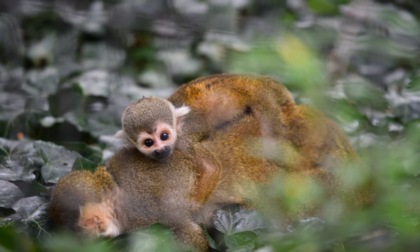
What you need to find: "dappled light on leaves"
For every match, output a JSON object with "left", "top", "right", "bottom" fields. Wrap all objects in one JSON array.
[
  {"left": 125, "top": 225, "right": 181, "bottom": 252},
  {"left": 248, "top": 137, "right": 301, "bottom": 168},
  {"left": 1, "top": 0, "right": 420, "bottom": 251},
  {"left": 265, "top": 173, "right": 325, "bottom": 220},
  {"left": 276, "top": 34, "right": 327, "bottom": 102}
]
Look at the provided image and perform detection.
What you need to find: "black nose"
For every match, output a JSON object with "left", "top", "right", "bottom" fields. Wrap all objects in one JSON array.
[{"left": 152, "top": 146, "right": 171, "bottom": 160}]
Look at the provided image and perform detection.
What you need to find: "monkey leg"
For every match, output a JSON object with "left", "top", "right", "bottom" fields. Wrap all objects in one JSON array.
[
  {"left": 173, "top": 221, "right": 208, "bottom": 252},
  {"left": 190, "top": 146, "right": 222, "bottom": 211}
]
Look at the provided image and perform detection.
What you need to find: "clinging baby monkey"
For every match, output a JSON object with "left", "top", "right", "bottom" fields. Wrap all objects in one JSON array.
[{"left": 115, "top": 97, "right": 190, "bottom": 161}]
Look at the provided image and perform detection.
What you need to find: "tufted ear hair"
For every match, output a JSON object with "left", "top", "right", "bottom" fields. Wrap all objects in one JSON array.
[
  {"left": 115, "top": 130, "right": 136, "bottom": 148},
  {"left": 174, "top": 105, "right": 191, "bottom": 118},
  {"left": 174, "top": 105, "right": 191, "bottom": 133}
]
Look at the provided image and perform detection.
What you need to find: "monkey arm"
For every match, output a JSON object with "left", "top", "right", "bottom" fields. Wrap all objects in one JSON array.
[{"left": 189, "top": 145, "right": 222, "bottom": 209}]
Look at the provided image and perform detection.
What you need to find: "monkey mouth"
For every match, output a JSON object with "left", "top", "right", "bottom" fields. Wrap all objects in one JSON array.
[{"left": 152, "top": 146, "right": 172, "bottom": 160}]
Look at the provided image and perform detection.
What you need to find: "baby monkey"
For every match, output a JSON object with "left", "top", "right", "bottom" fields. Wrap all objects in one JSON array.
[{"left": 116, "top": 97, "right": 190, "bottom": 161}]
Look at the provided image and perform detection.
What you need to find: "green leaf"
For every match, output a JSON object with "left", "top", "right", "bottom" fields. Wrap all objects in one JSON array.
[
  {"left": 0, "top": 225, "right": 40, "bottom": 252},
  {"left": 62, "top": 96, "right": 121, "bottom": 138},
  {"left": 26, "top": 67, "right": 60, "bottom": 95},
  {"left": 75, "top": 70, "right": 113, "bottom": 97},
  {"left": 3, "top": 111, "right": 47, "bottom": 140},
  {"left": 289, "top": 217, "right": 325, "bottom": 233},
  {"left": 343, "top": 75, "right": 388, "bottom": 109},
  {"left": 80, "top": 45, "right": 125, "bottom": 71},
  {"left": 0, "top": 138, "right": 40, "bottom": 182},
  {"left": 202, "top": 224, "right": 220, "bottom": 250},
  {"left": 227, "top": 45, "right": 283, "bottom": 75},
  {"left": 43, "top": 233, "right": 113, "bottom": 252},
  {"left": 225, "top": 231, "right": 257, "bottom": 251},
  {"left": 12, "top": 196, "right": 48, "bottom": 220},
  {"left": 63, "top": 142, "right": 103, "bottom": 164},
  {"left": 0, "top": 180, "right": 24, "bottom": 208},
  {"left": 34, "top": 141, "right": 81, "bottom": 183},
  {"left": 11, "top": 196, "right": 50, "bottom": 239},
  {"left": 126, "top": 224, "right": 181, "bottom": 252},
  {"left": 308, "top": 0, "right": 347, "bottom": 15},
  {"left": 48, "top": 86, "right": 83, "bottom": 117},
  {"left": 214, "top": 206, "right": 268, "bottom": 234},
  {"left": 72, "top": 157, "right": 99, "bottom": 172},
  {"left": 0, "top": 92, "right": 26, "bottom": 122}
]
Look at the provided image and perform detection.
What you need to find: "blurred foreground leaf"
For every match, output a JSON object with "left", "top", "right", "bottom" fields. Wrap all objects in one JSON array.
[
  {"left": 43, "top": 233, "right": 113, "bottom": 252},
  {"left": 214, "top": 206, "right": 269, "bottom": 251},
  {"left": 123, "top": 224, "right": 181, "bottom": 252},
  {"left": 0, "top": 225, "right": 40, "bottom": 252}
]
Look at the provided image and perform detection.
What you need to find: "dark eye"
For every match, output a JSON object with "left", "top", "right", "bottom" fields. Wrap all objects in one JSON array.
[
  {"left": 160, "top": 132, "right": 169, "bottom": 141},
  {"left": 144, "top": 139, "right": 154, "bottom": 147}
]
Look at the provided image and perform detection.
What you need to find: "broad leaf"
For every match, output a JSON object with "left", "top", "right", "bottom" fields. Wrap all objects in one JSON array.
[
  {"left": 0, "top": 180, "right": 24, "bottom": 208},
  {"left": 11, "top": 196, "right": 50, "bottom": 239},
  {"left": 224, "top": 231, "right": 258, "bottom": 252},
  {"left": 12, "top": 196, "right": 48, "bottom": 220},
  {"left": 34, "top": 141, "right": 81, "bottom": 183},
  {"left": 214, "top": 206, "right": 268, "bottom": 235},
  {"left": 123, "top": 224, "right": 181, "bottom": 252},
  {"left": 0, "top": 138, "right": 39, "bottom": 182}
]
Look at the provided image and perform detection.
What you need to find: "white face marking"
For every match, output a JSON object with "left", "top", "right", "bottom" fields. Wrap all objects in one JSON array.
[
  {"left": 137, "top": 122, "right": 177, "bottom": 158},
  {"left": 101, "top": 221, "right": 121, "bottom": 237},
  {"left": 78, "top": 201, "right": 121, "bottom": 238}
]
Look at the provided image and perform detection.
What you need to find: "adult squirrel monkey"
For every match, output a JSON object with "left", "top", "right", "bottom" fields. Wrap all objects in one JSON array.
[
  {"left": 170, "top": 74, "right": 355, "bottom": 170},
  {"left": 169, "top": 74, "right": 295, "bottom": 139},
  {"left": 49, "top": 74, "right": 369, "bottom": 251}
]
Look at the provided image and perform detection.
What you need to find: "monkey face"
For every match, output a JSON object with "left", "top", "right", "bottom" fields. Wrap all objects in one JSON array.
[
  {"left": 117, "top": 96, "right": 190, "bottom": 161},
  {"left": 136, "top": 121, "right": 177, "bottom": 161}
]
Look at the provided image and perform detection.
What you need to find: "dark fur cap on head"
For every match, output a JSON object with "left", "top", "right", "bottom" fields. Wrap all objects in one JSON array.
[{"left": 122, "top": 97, "right": 175, "bottom": 140}]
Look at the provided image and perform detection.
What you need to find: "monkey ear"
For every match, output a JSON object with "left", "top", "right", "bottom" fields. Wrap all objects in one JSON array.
[
  {"left": 115, "top": 130, "right": 136, "bottom": 148},
  {"left": 175, "top": 105, "right": 191, "bottom": 132},
  {"left": 174, "top": 105, "right": 191, "bottom": 118}
]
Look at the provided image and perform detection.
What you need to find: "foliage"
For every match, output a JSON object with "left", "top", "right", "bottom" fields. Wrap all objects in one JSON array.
[{"left": 1, "top": 0, "right": 420, "bottom": 251}]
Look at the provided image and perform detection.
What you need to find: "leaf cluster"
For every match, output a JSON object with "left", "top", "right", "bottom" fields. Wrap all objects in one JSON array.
[{"left": 1, "top": 0, "right": 420, "bottom": 251}]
